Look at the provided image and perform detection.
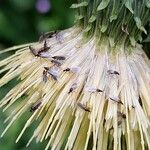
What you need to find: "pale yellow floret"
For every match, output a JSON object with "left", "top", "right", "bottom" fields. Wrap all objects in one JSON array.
[{"left": 0, "top": 27, "right": 150, "bottom": 150}]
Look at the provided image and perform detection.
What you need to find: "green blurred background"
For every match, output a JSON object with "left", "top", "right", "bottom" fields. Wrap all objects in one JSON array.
[
  {"left": 0, "top": 0, "right": 75, "bottom": 150},
  {"left": 0, "top": 0, "right": 75, "bottom": 46},
  {"left": 0, "top": 0, "right": 149, "bottom": 150}
]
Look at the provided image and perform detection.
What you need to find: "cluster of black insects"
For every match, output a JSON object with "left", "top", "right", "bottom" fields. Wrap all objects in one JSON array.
[{"left": 29, "top": 31, "right": 126, "bottom": 122}]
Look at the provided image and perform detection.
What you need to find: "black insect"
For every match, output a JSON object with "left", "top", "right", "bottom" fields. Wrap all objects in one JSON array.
[
  {"left": 109, "top": 97, "right": 123, "bottom": 105},
  {"left": 43, "top": 70, "right": 48, "bottom": 83},
  {"left": 39, "top": 31, "right": 57, "bottom": 42},
  {"left": 63, "top": 67, "right": 81, "bottom": 73},
  {"left": 117, "top": 111, "right": 126, "bottom": 119},
  {"left": 29, "top": 40, "right": 50, "bottom": 57},
  {"left": 51, "top": 59, "right": 62, "bottom": 67},
  {"left": 52, "top": 56, "right": 66, "bottom": 60},
  {"left": 44, "top": 67, "right": 59, "bottom": 81},
  {"left": 30, "top": 101, "right": 42, "bottom": 112},
  {"left": 44, "top": 67, "right": 49, "bottom": 70},
  {"left": 63, "top": 68, "right": 70, "bottom": 72},
  {"left": 6, "top": 99, "right": 11, "bottom": 105},
  {"left": 68, "top": 88, "right": 74, "bottom": 94},
  {"left": 107, "top": 70, "right": 120, "bottom": 75},
  {"left": 49, "top": 73, "right": 58, "bottom": 81},
  {"left": 77, "top": 102, "right": 91, "bottom": 112},
  {"left": 96, "top": 89, "right": 103, "bottom": 92},
  {"left": 138, "top": 97, "right": 143, "bottom": 107},
  {"left": 68, "top": 83, "right": 77, "bottom": 94},
  {"left": 29, "top": 46, "right": 38, "bottom": 56},
  {"left": 85, "top": 87, "right": 103, "bottom": 93}
]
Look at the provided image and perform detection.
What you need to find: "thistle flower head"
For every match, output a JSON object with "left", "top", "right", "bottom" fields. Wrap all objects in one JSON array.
[{"left": 0, "top": 0, "right": 150, "bottom": 150}]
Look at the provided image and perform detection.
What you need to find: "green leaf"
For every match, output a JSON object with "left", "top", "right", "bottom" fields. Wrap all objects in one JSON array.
[
  {"left": 70, "top": 2, "right": 88, "bottom": 8},
  {"left": 97, "top": 0, "right": 110, "bottom": 11},
  {"left": 146, "top": 0, "right": 150, "bottom": 8},
  {"left": 101, "top": 24, "right": 108, "bottom": 32},
  {"left": 129, "top": 36, "right": 136, "bottom": 46},
  {"left": 134, "top": 17, "right": 147, "bottom": 34},
  {"left": 110, "top": 12, "right": 118, "bottom": 22},
  {"left": 110, "top": 0, "right": 120, "bottom": 22},
  {"left": 125, "top": 0, "right": 134, "bottom": 13},
  {"left": 89, "top": 15, "right": 96, "bottom": 23},
  {"left": 76, "top": 15, "right": 84, "bottom": 20},
  {"left": 84, "top": 25, "right": 92, "bottom": 32}
]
